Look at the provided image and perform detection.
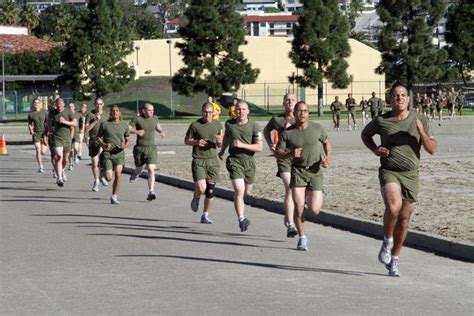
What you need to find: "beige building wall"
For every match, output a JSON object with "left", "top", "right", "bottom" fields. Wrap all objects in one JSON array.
[{"left": 127, "top": 37, "right": 385, "bottom": 108}]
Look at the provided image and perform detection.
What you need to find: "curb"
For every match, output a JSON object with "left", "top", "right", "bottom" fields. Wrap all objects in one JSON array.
[{"left": 122, "top": 167, "right": 473, "bottom": 263}]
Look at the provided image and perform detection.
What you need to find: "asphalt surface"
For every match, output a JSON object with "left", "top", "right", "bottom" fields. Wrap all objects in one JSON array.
[{"left": 1, "top": 146, "right": 473, "bottom": 314}]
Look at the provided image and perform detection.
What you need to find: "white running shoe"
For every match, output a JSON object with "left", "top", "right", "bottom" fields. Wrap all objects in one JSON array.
[
  {"left": 92, "top": 181, "right": 99, "bottom": 192},
  {"left": 100, "top": 177, "right": 108, "bottom": 187},
  {"left": 378, "top": 239, "right": 393, "bottom": 265}
]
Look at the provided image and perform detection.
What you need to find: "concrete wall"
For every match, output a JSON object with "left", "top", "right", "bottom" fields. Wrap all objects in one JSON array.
[{"left": 127, "top": 36, "right": 385, "bottom": 107}]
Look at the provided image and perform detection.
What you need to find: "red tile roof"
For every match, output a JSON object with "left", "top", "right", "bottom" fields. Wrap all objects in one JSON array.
[
  {"left": 0, "top": 34, "right": 59, "bottom": 53},
  {"left": 243, "top": 15, "right": 300, "bottom": 23}
]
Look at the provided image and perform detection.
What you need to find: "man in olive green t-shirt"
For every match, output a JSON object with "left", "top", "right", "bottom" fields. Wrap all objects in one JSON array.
[
  {"left": 263, "top": 93, "right": 297, "bottom": 238},
  {"left": 97, "top": 105, "right": 130, "bottom": 205},
  {"left": 67, "top": 103, "right": 82, "bottom": 171},
  {"left": 129, "top": 103, "right": 166, "bottom": 201},
  {"left": 218, "top": 101, "right": 263, "bottom": 232},
  {"left": 185, "top": 102, "right": 223, "bottom": 224},
  {"left": 276, "top": 101, "right": 331, "bottom": 252},
  {"left": 47, "top": 98, "right": 77, "bottom": 187},
  {"left": 28, "top": 98, "right": 48, "bottom": 173},
  {"left": 345, "top": 93, "right": 357, "bottom": 131},
  {"left": 368, "top": 92, "right": 380, "bottom": 119},
  {"left": 329, "top": 96, "right": 343, "bottom": 130},
  {"left": 86, "top": 98, "right": 109, "bottom": 192},
  {"left": 361, "top": 83, "right": 437, "bottom": 277}
]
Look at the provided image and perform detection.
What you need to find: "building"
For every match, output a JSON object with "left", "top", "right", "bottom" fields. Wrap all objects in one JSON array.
[
  {"left": 15, "top": 0, "right": 87, "bottom": 12},
  {"left": 244, "top": 14, "right": 299, "bottom": 37}
]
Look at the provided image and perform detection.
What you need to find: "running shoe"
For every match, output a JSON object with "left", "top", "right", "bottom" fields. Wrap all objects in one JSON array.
[
  {"left": 129, "top": 171, "right": 138, "bottom": 183},
  {"left": 239, "top": 218, "right": 250, "bottom": 232},
  {"left": 74, "top": 156, "right": 80, "bottom": 164},
  {"left": 56, "top": 177, "right": 64, "bottom": 187},
  {"left": 100, "top": 177, "right": 108, "bottom": 187},
  {"left": 52, "top": 170, "right": 57, "bottom": 178},
  {"left": 38, "top": 167, "right": 44, "bottom": 173},
  {"left": 92, "top": 181, "right": 99, "bottom": 192},
  {"left": 297, "top": 236, "right": 308, "bottom": 251},
  {"left": 68, "top": 164, "right": 74, "bottom": 171},
  {"left": 378, "top": 239, "right": 393, "bottom": 265},
  {"left": 385, "top": 257, "right": 401, "bottom": 277},
  {"left": 190, "top": 196, "right": 200, "bottom": 212},
  {"left": 147, "top": 191, "right": 156, "bottom": 201},
  {"left": 62, "top": 172, "right": 67, "bottom": 182},
  {"left": 200, "top": 214, "right": 213, "bottom": 224},
  {"left": 287, "top": 224, "right": 298, "bottom": 238},
  {"left": 110, "top": 196, "right": 120, "bottom": 205}
]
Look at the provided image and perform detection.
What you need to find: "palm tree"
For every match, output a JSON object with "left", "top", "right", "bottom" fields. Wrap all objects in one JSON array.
[
  {"left": 20, "top": 4, "right": 40, "bottom": 34},
  {"left": 0, "top": 1, "right": 20, "bottom": 26}
]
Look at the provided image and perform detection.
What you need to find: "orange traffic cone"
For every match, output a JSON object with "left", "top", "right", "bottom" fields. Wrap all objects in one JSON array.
[{"left": 0, "top": 134, "right": 8, "bottom": 155}]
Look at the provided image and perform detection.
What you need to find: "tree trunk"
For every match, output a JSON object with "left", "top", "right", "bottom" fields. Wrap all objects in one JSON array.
[{"left": 317, "top": 83, "right": 323, "bottom": 117}]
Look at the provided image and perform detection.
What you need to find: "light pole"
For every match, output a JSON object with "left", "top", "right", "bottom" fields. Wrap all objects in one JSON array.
[
  {"left": 135, "top": 45, "right": 140, "bottom": 66},
  {"left": 166, "top": 39, "right": 174, "bottom": 117},
  {"left": 1, "top": 44, "right": 14, "bottom": 121}
]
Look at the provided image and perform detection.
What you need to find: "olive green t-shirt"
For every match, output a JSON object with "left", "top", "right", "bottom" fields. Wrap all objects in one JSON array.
[
  {"left": 130, "top": 116, "right": 160, "bottom": 147},
  {"left": 330, "top": 101, "right": 343, "bottom": 112},
  {"left": 277, "top": 122, "right": 328, "bottom": 168},
  {"left": 49, "top": 108, "right": 75, "bottom": 140},
  {"left": 98, "top": 120, "right": 130, "bottom": 149},
  {"left": 71, "top": 112, "right": 82, "bottom": 139},
  {"left": 224, "top": 119, "right": 262, "bottom": 160},
  {"left": 86, "top": 110, "right": 108, "bottom": 141},
  {"left": 346, "top": 98, "right": 356, "bottom": 109},
  {"left": 368, "top": 97, "right": 380, "bottom": 111},
  {"left": 28, "top": 109, "right": 47, "bottom": 134},
  {"left": 265, "top": 114, "right": 295, "bottom": 134},
  {"left": 185, "top": 119, "right": 223, "bottom": 159},
  {"left": 361, "top": 111, "right": 433, "bottom": 172}
]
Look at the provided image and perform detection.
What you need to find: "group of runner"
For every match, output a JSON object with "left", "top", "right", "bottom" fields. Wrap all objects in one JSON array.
[{"left": 27, "top": 83, "right": 436, "bottom": 277}]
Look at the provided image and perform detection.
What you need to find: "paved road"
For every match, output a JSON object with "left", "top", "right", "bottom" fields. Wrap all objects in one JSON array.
[{"left": 1, "top": 146, "right": 472, "bottom": 314}]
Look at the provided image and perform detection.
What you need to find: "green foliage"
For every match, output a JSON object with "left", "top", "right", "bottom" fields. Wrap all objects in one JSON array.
[
  {"left": 34, "top": 4, "right": 80, "bottom": 41},
  {"left": 152, "top": 0, "right": 188, "bottom": 37},
  {"left": 289, "top": 0, "right": 352, "bottom": 90},
  {"left": 376, "top": 0, "right": 448, "bottom": 88},
  {"left": 117, "top": 0, "right": 162, "bottom": 39},
  {"left": 5, "top": 46, "right": 63, "bottom": 75},
  {"left": 62, "top": 0, "right": 135, "bottom": 100},
  {"left": 347, "top": 0, "right": 364, "bottom": 29},
  {"left": 0, "top": 1, "right": 19, "bottom": 25},
  {"left": 19, "top": 4, "right": 39, "bottom": 32},
  {"left": 171, "top": 0, "right": 259, "bottom": 97},
  {"left": 445, "top": 0, "right": 473, "bottom": 85}
]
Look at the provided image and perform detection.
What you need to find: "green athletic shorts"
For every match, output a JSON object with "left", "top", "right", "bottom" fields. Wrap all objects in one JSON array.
[
  {"left": 226, "top": 156, "right": 256, "bottom": 184},
  {"left": 276, "top": 157, "right": 292, "bottom": 176},
  {"left": 290, "top": 164, "right": 323, "bottom": 191},
  {"left": 133, "top": 145, "right": 157, "bottom": 166},
  {"left": 379, "top": 168, "right": 419, "bottom": 202},
  {"left": 52, "top": 136, "right": 71, "bottom": 154},
  {"left": 89, "top": 141, "right": 101, "bottom": 158},
  {"left": 32, "top": 133, "right": 46, "bottom": 144},
  {"left": 348, "top": 107, "right": 356, "bottom": 115},
  {"left": 100, "top": 150, "right": 125, "bottom": 171},
  {"left": 192, "top": 157, "right": 220, "bottom": 182}
]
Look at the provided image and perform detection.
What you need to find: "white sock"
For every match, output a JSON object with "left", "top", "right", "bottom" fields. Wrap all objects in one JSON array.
[
  {"left": 384, "top": 236, "right": 393, "bottom": 243},
  {"left": 238, "top": 216, "right": 244, "bottom": 222},
  {"left": 300, "top": 235, "right": 306, "bottom": 239}
]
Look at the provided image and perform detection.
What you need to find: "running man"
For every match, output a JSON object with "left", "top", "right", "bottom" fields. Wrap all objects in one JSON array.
[
  {"left": 456, "top": 90, "right": 464, "bottom": 119},
  {"left": 361, "top": 83, "right": 437, "bottom": 277},
  {"left": 27, "top": 98, "right": 48, "bottom": 173},
  {"left": 360, "top": 96, "right": 369, "bottom": 126},
  {"left": 329, "top": 96, "right": 343, "bottom": 131},
  {"left": 435, "top": 89, "right": 444, "bottom": 126},
  {"left": 368, "top": 92, "right": 380, "bottom": 119},
  {"left": 129, "top": 103, "right": 166, "bottom": 201},
  {"left": 67, "top": 103, "right": 82, "bottom": 170},
  {"left": 218, "top": 100, "right": 263, "bottom": 232},
  {"left": 77, "top": 103, "right": 88, "bottom": 160},
  {"left": 208, "top": 96, "right": 222, "bottom": 121},
  {"left": 185, "top": 102, "right": 223, "bottom": 224},
  {"left": 275, "top": 101, "right": 331, "bottom": 251},
  {"left": 47, "top": 98, "right": 77, "bottom": 187},
  {"left": 86, "top": 98, "right": 109, "bottom": 192},
  {"left": 345, "top": 93, "right": 357, "bottom": 130},
  {"left": 263, "top": 92, "right": 297, "bottom": 237},
  {"left": 96, "top": 105, "right": 130, "bottom": 205}
]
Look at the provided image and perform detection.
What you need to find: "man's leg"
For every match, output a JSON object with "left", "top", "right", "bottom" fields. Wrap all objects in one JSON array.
[
  {"left": 34, "top": 142, "right": 43, "bottom": 171},
  {"left": 392, "top": 199, "right": 415, "bottom": 256},
  {"left": 377, "top": 183, "right": 402, "bottom": 264},
  {"left": 292, "top": 186, "right": 306, "bottom": 237},
  {"left": 112, "top": 164, "right": 123, "bottom": 196},
  {"left": 306, "top": 190, "right": 323, "bottom": 216},
  {"left": 54, "top": 146, "right": 64, "bottom": 186},
  {"left": 231, "top": 178, "right": 246, "bottom": 219},
  {"left": 147, "top": 164, "right": 156, "bottom": 192}
]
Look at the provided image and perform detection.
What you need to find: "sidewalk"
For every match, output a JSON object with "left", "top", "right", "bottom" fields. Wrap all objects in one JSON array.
[{"left": 0, "top": 146, "right": 473, "bottom": 314}]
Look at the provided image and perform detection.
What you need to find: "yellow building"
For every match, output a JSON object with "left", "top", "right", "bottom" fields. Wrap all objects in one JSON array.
[{"left": 127, "top": 37, "right": 385, "bottom": 109}]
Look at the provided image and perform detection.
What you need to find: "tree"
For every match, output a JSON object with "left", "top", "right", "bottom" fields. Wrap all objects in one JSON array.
[
  {"left": 62, "top": 0, "right": 135, "bottom": 100},
  {"left": 445, "top": 0, "right": 473, "bottom": 86},
  {"left": 117, "top": 0, "right": 162, "bottom": 39},
  {"left": 347, "top": 0, "right": 364, "bottom": 29},
  {"left": 34, "top": 4, "right": 79, "bottom": 41},
  {"left": 19, "top": 4, "right": 39, "bottom": 34},
  {"left": 152, "top": 0, "right": 188, "bottom": 38},
  {"left": 289, "top": 0, "right": 352, "bottom": 116},
  {"left": 171, "top": 0, "right": 259, "bottom": 97},
  {"left": 376, "top": 0, "right": 447, "bottom": 91},
  {"left": 0, "top": 1, "right": 19, "bottom": 25}
]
